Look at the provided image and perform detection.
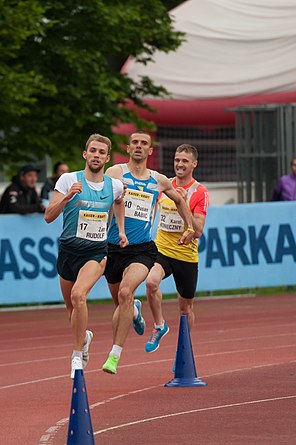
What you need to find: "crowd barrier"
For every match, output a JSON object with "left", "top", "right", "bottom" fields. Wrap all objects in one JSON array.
[{"left": 0, "top": 201, "right": 295, "bottom": 305}]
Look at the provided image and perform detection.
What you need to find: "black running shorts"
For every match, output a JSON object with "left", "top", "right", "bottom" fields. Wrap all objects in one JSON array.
[
  {"left": 156, "top": 251, "right": 198, "bottom": 299},
  {"left": 57, "top": 246, "right": 107, "bottom": 282},
  {"left": 104, "top": 241, "right": 158, "bottom": 284}
]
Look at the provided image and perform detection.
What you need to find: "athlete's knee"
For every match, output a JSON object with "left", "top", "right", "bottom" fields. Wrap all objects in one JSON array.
[
  {"left": 179, "top": 300, "right": 194, "bottom": 317},
  {"left": 146, "top": 275, "right": 160, "bottom": 295},
  {"left": 117, "top": 285, "right": 133, "bottom": 306},
  {"left": 71, "top": 288, "right": 86, "bottom": 309}
]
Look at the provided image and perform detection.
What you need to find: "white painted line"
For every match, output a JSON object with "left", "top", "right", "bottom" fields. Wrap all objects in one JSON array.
[
  {"left": 38, "top": 360, "right": 296, "bottom": 444},
  {"left": 2, "top": 347, "right": 296, "bottom": 390},
  {"left": 94, "top": 394, "right": 296, "bottom": 436}
]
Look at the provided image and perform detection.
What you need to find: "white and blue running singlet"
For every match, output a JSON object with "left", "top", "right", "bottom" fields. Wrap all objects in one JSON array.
[
  {"left": 60, "top": 171, "right": 114, "bottom": 253},
  {"left": 108, "top": 164, "right": 159, "bottom": 245}
]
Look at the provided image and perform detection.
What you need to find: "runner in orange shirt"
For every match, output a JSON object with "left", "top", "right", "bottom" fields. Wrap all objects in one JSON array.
[{"left": 145, "top": 144, "right": 209, "bottom": 353}]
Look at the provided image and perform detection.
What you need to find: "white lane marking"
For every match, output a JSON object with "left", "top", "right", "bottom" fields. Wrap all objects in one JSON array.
[
  {"left": 93, "top": 394, "right": 296, "bottom": 436},
  {"left": 2, "top": 348, "right": 296, "bottom": 390},
  {"left": 2, "top": 329, "right": 296, "bottom": 367},
  {"left": 38, "top": 360, "right": 296, "bottom": 444}
]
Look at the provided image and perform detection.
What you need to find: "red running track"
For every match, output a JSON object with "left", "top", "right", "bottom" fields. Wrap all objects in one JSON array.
[{"left": 1, "top": 294, "right": 296, "bottom": 445}]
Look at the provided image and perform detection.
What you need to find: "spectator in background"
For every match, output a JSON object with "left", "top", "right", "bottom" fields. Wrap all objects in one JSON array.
[
  {"left": 272, "top": 157, "right": 296, "bottom": 201},
  {"left": 41, "top": 161, "right": 69, "bottom": 201},
  {"left": 0, "top": 164, "right": 45, "bottom": 214}
]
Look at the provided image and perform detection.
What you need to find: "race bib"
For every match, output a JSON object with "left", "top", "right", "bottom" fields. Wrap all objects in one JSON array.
[
  {"left": 76, "top": 210, "right": 107, "bottom": 241},
  {"left": 159, "top": 203, "right": 184, "bottom": 232},
  {"left": 124, "top": 189, "right": 153, "bottom": 222}
]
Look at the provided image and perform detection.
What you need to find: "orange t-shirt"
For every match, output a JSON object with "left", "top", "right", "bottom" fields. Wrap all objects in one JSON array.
[{"left": 155, "top": 178, "right": 209, "bottom": 262}]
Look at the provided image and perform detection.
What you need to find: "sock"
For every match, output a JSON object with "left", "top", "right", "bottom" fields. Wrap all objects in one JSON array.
[
  {"left": 133, "top": 303, "right": 139, "bottom": 319},
  {"left": 154, "top": 322, "right": 165, "bottom": 330},
  {"left": 110, "top": 345, "right": 122, "bottom": 359},
  {"left": 72, "top": 350, "right": 83, "bottom": 359}
]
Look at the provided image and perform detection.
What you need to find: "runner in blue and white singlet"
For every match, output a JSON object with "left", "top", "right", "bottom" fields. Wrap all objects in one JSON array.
[
  {"left": 56, "top": 170, "right": 121, "bottom": 256},
  {"left": 107, "top": 164, "right": 159, "bottom": 245},
  {"left": 44, "top": 133, "right": 128, "bottom": 379},
  {"left": 102, "top": 130, "right": 196, "bottom": 376}
]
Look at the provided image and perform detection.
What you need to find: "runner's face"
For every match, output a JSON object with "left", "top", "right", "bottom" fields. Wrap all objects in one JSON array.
[
  {"left": 291, "top": 160, "right": 296, "bottom": 176},
  {"left": 83, "top": 141, "right": 110, "bottom": 173},
  {"left": 174, "top": 151, "right": 197, "bottom": 179},
  {"left": 127, "top": 133, "right": 153, "bottom": 162}
]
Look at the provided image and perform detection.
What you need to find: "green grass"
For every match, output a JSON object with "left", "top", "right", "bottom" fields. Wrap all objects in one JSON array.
[
  {"left": 1, "top": 285, "right": 295, "bottom": 309},
  {"left": 195, "top": 285, "right": 296, "bottom": 298}
]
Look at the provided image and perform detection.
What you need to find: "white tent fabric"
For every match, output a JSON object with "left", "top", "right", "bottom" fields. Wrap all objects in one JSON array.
[{"left": 123, "top": 0, "right": 296, "bottom": 99}]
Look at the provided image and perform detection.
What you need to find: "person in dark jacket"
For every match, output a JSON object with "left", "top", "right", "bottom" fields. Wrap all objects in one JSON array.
[
  {"left": 0, "top": 164, "right": 45, "bottom": 214},
  {"left": 40, "top": 161, "right": 69, "bottom": 201}
]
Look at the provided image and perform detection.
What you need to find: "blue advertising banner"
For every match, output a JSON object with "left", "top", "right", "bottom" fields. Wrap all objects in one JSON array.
[{"left": 0, "top": 202, "right": 295, "bottom": 305}]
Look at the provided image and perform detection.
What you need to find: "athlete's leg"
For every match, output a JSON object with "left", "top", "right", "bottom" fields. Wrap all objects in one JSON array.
[
  {"left": 178, "top": 294, "right": 195, "bottom": 330},
  {"left": 107, "top": 282, "right": 120, "bottom": 341},
  {"left": 59, "top": 277, "right": 74, "bottom": 321},
  {"left": 112, "top": 262, "right": 149, "bottom": 347},
  {"left": 108, "top": 282, "right": 120, "bottom": 307},
  {"left": 145, "top": 263, "right": 166, "bottom": 325},
  {"left": 173, "top": 260, "right": 197, "bottom": 331},
  {"left": 71, "top": 258, "right": 106, "bottom": 350}
]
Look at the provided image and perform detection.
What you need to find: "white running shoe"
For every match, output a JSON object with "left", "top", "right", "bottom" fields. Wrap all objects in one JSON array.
[
  {"left": 71, "top": 355, "right": 83, "bottom": 379},
  {"left": 82, "top": 330, "right": 93, "bottom": 369}
]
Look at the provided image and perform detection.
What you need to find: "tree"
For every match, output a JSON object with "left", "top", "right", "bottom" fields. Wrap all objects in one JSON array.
[
  {"left": 162, "top": 0, "right": 184, "bottom": 11},
  {"left": 0, "top": 0, "right": 184, "bottom": 170},
  {"left": 0, "top": 1, "right": 54, "bottom": 160}
]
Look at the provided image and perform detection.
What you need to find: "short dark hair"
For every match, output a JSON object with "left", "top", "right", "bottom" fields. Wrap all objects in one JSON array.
[
  {"left": 175, "top": 144, "right": 199, "bottom": 161},
  {"left": 53, "top": 161, "right": 67, "bottom": 174},
  {"left": 128, "top": 130, "right": 152, "bottom": 145},
  {"left": 19, "top": 164, "right": 40, "bottom": 175}
]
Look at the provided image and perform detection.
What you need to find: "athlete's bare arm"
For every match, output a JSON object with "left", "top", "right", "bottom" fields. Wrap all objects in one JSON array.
[
  {"left": 156, "top": 173, "right": 195, "bottom": 245},
  {"left": 113, "top": 198, "right": 129, "bottom": 248},
  {"left": 192, "top": 213, "right": 206, "bottom": 238},
  {"left": 44, "top": 182, "right": 82, "bottom": 223},
  {"left": 105, "top": 165, "right": 123, "bottom": 180},
  {"left": 175, "top": 186, "right": 206, "bottom": 238}
]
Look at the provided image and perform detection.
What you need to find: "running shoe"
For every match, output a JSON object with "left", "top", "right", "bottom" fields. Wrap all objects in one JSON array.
[
  {"left": 71, "top": 355, "right": 83, "bottom": 379},
  {"left": 102, "top": 354, "right": 119, "bottom": 374},
  {"left": 145, "top": 322, "right": 169, "bottom": 353},
  {"left": 82, "top": 330, "right": 93, "bottom": 369},
  {"left": 132, "top": 299, "right": 145, "bottom": 335}
]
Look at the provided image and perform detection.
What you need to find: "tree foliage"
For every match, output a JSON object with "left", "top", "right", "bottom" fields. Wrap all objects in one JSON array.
[
  {"left": 162, "top": 0, "right": 184, "bottom": 11},
  {"left": 0, "top": 0, "right": 184, "bottom": 170}
]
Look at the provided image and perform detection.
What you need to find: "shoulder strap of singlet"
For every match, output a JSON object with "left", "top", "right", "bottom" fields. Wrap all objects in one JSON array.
[
  {"left": 120, "top": 164, "right": 157, "bottom": 180},
  {"left": 120, "top": 164, "right": 129, "bottom": 175}
]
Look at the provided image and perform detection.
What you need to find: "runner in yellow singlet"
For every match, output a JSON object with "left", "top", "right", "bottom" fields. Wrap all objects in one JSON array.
[{"left": 145, "top": 144, "right": 209, "bottom": 353}]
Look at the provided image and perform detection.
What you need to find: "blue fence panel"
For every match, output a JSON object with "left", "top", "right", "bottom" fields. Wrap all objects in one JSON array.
[{"left": 0, "top": 202, "right": 295, "bottom": 305}]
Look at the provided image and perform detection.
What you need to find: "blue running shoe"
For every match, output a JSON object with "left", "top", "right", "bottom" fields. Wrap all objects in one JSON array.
[
  {"left": 133, "top": 299, "right": 145, "bottom": 335},
  {"left": 145, "top": 322, "right": 169, "bottom": 353}
]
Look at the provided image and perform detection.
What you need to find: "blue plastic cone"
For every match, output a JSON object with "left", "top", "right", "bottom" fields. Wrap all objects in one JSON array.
[
  {"left": 165, "top": 315, "right": 207, "bottom": 387},
  {"left": 67, "top": 369, "right": 95, "bottom": 445}
]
